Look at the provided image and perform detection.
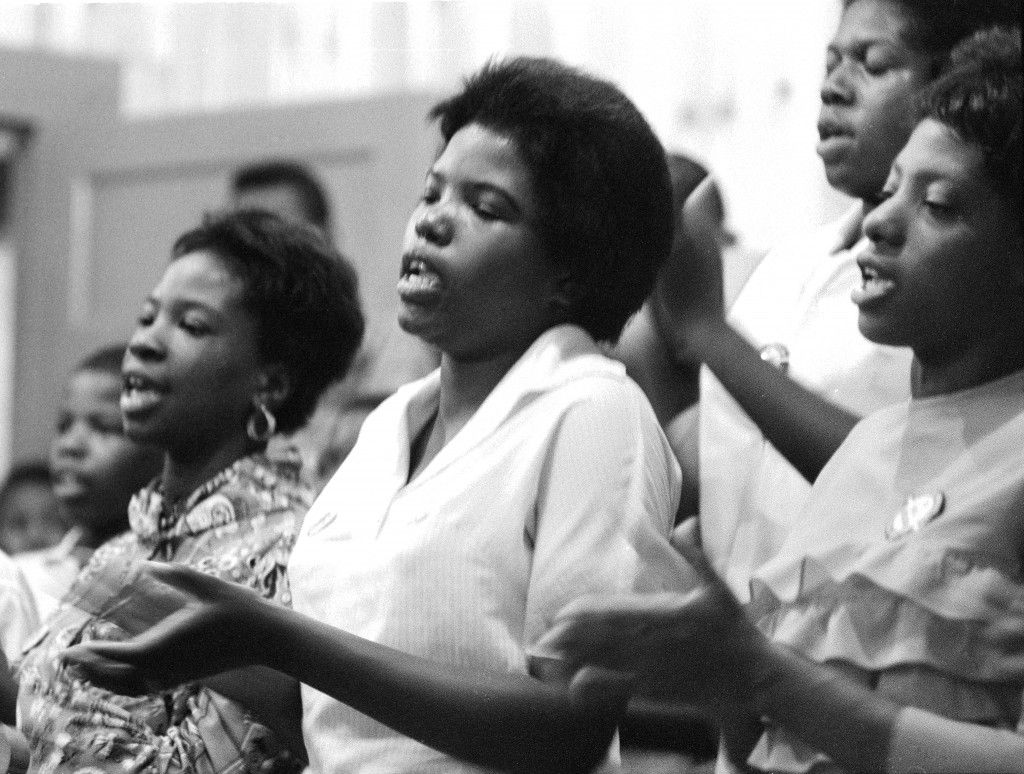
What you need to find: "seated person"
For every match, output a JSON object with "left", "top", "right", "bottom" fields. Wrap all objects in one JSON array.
[
  {"left": 542, "top": 26, "right": 1024, "bottom": 774},
  {"left": 9, "top": 210, "right": 364, "bottom": 774}
]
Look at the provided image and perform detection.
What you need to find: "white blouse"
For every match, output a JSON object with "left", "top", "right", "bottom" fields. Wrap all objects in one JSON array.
[{"left": 288, "top": 324, "right": 689, "bottom": 773}]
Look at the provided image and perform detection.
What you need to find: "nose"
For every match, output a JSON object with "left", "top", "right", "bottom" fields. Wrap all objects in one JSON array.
[
  {"left": 820, "top": 59, "right": 854, "bottom": 106},
  {"left": 414, "top": 204, "right": 454, "bottom": 246},
  {"left": 53, "top": 419, "right": 88, "bottom": 458},
  {"left": 863, "top": 193, "right": 904, "bottom": 250},
  {"left": 127, "top": 319, "right": 166, "bottom": 362}
]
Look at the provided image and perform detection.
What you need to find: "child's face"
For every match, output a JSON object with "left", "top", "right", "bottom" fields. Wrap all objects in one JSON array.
[
  {"left": 855, "top": 118, "right": 1023, "bottom": 361},
  {"left": 398, "top": 122, "right": 562, "bottom": 360},
  {"left": 0, "top": 480, "right": 64, "bottom": 554},
  {"left": 50, "top": 369, "right": 161, "bottom": 536},
  {"left": 817, "top": 0, "right": 933, "bottom": 200}
]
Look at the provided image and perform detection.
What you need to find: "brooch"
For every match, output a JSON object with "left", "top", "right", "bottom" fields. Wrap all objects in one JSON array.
[
  {"left": 885, "top": 492, "right": 945, "bottom": 540},
  {"left": 759, "top": 342, "right": 790, "bottom": 372}
]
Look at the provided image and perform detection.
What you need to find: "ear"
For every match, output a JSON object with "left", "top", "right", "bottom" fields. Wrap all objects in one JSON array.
[
  {"left": 549, "top": 272, "right": 577, "bottom": 318},
  {"left": 255, "top": 364, "right": 292, "bottom": 412}
]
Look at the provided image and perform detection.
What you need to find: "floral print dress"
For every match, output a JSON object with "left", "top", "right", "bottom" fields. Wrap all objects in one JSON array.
[{"left": 16, "top": 454, "right": 312, "bottom": 774}]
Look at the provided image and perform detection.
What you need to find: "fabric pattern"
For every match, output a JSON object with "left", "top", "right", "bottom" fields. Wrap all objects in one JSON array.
[{"left": 16, "top": 454, "right": 310, "bottom": 774}]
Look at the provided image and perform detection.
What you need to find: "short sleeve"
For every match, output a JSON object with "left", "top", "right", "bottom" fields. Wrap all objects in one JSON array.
[{"left": 523, "top": 378, "right": 693, "bottom": 650}]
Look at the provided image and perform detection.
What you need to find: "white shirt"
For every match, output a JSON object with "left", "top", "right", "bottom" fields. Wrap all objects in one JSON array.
[
  {"left": 289, "top": 324, "right": 689, "bottom": 773},
  {"left": 0, "top": 548, "right": 39, "bottom": 665},
  {"left": 14, "top": 526, "right": 86, "bottom": 624},
  {"left": 699, "top": 205, "right": 913, "bottom": 602}
]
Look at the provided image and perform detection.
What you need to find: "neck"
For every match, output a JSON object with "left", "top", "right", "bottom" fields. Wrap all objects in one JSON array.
[
  {"left": 912, "top": 334, "right": 1024, "bottom": 398},
  {"left": 160, "top": 436, "right": 254, "bottom": 506},
  {"left": 410, "top": 341, "right": 532, "bottom": 479}
]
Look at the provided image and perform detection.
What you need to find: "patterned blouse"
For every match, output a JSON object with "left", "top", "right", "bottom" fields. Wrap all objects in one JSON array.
[{"left": 16, "top": 454, "right": 311, "bottom": 774}]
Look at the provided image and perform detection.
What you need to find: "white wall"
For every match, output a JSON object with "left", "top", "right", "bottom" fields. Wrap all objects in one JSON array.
[{"left": 0, "top": 1, "right": 851, "bottom": 248}]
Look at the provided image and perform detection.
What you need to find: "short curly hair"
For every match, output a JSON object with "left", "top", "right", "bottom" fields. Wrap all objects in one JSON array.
[
  {"left": 172, "top": 209, "right": 364, "bottom": 434},
  {"left": 921, "top": 26, "right": 1022, "bottom": 232},
  {"left": 428, "top": 56, "right": 673, "bottom": 344},
  {"left": 843, "top": 0, "right": 1022, "bottom": 74}
]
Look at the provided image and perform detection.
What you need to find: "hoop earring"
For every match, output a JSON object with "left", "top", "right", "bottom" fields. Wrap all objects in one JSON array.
[{"left": 246, "top": 400, "right": 277, "bottom": 444}]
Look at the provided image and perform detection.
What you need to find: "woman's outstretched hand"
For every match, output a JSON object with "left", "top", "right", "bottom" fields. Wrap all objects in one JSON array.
[
  {"left": 62, "top": 561, "right": 270, "bottom": 695},
  {"left": 539, "top": 537, "right": 765, "bottom": 715}
]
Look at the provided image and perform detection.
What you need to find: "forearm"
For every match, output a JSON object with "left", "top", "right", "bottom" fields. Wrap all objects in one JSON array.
[
  {"left": 750, "top": 639, "right": 897, "bottom": 772},
  {"left": 201, "top": 666, "right": 306, "bottom": 761},
  {"left": 259, "top": 602, "right": 624, "bottom": 774},
  {"left": 688, "top": 317, "right": 859, "bottom": 482}
]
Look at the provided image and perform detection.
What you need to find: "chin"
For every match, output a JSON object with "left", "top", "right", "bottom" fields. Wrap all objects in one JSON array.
[{"left": 857, "top": 318, "right": 905, "bottom": 348}]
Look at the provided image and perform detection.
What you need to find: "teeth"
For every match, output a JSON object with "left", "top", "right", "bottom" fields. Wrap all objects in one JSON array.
[{"left": 851, "top": 266, "right": 896, "bottom": 305}]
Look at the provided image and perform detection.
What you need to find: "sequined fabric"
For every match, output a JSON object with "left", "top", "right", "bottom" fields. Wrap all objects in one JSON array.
[{"left": 16, "top": 454, "right": 312, "bottom": 774}]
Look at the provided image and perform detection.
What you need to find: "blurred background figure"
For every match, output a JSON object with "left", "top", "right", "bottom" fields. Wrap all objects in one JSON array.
[
  {"left": 0, "top": 460, "right": 63, "bottom": 556},
  {"left": 230, "top": 158, "right": 334, "bottom": 242},
  {"left": 16, "top": 345, "right": 162, "bottom": 621},
  {"left": 229, "top": 156, "right": 379, "bottom": 487}
]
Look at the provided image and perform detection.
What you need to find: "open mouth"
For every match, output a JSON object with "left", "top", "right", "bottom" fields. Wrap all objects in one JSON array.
[
  {"left": 851, "top": 260, "right": 896, "bottom": 306},
  {"left": 121, "top": 372, "right": 165, "bottom": 414},
  {"left": 398, "top": 255, "right": 443, "bottom": 299},
  {"left": 817, "top": 123, "right": 848, "bottom": 141}
]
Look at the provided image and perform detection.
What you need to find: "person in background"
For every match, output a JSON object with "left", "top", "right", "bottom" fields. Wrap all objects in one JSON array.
[
  {"left": 544, "top": 25, "right": 1024, "bottom": 773},
  {"left": 633, "top": 0, "right": 1019, "bottom": 597},
  {"left": 8, "top": 209, "right": 364, "bottom": 773},
  {"left": 63, "top": 55, "right": 694, "bottom": 774},
  {"left": 0, "top": 462, "right": 64, "bottom": 556},
  {"left": 1, "top": 548, "right": 37, "bottom": 724},
  {"left": 230, "top": 158, "right": 435, "bottom": 488},
  {"left": 231, "top": 159, "right": 333, "bottom": 240},
  {"left": 15, "top": 345, "right": 162, "bottom": 622}
]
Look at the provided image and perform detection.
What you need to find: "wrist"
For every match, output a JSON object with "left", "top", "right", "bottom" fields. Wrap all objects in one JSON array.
[
  {"left": 746, "top": 634, "right": 786, "bottom": 720},
  {"left": 256, "top": 598, "right": 298, "bottom": 673}
]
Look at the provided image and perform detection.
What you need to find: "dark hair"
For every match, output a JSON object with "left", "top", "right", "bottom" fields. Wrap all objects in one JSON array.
[
  {"left": 429, "top": 56, "right": 673, "bottom": 343},
  {"left": 231, "top": 160, "right": 332, "bottom": 233},
  {"left": 172, "top": 209, "right": 365, "bottom": 434},
  {"left": 844, "top": 0, "right": 1022, "bottom": 74},
  {"left": 0, "top": 460, "right": 52, "bottom": 501},
  {"left": 921, "top": 26, "right": 1022, "bottom": 228},
  {"left": 75, "top": 343, "right": 127, "bottom": 377}
]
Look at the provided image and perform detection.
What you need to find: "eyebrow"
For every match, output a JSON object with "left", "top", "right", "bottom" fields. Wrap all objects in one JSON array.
[{"left": 426, "top": 169, "right": 525, "bottom": 217}]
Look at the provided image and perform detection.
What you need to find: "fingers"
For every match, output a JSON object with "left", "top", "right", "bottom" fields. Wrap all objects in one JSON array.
[
  {"left": 568, "top": 664, "right": 635, "bottom": 720},
  {"left": 62, "top": 644, "right": 156, "bottom": 696}
]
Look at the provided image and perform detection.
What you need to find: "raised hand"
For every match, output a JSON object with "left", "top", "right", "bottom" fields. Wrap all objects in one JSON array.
[
  {"left": 538, "top": 538, "right": 763, "bottom": 714},
  {"left": 62, "top": 561, "right": 273, "bottom": 695},
  {"left": 650, "top": 176, "right": 726, "bottom": 365}
]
